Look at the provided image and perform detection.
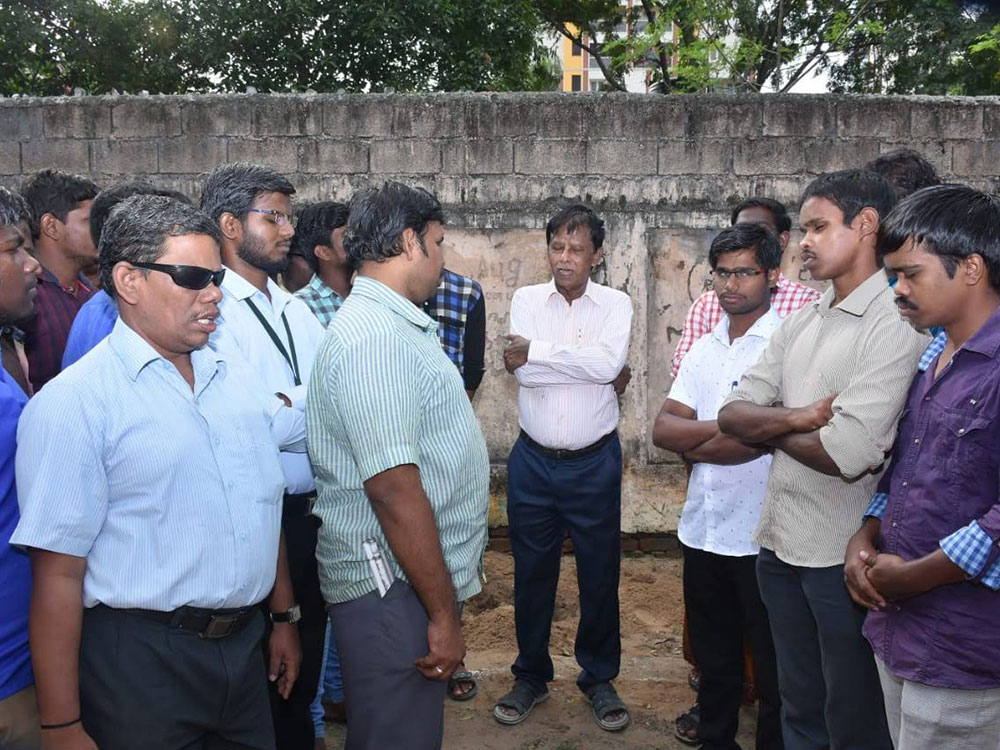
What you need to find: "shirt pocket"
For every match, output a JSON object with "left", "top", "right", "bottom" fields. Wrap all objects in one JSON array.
[{"left": 942, "top": 407, "right": 994, "bottom": 472}]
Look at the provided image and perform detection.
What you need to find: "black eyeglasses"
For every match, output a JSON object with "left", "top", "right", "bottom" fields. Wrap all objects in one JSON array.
[
  {"left": 712, "top": 268, "right": 764, "bottom": 282},
  {"left": 131, "top": 261, "right": 226, "bottom": 290}
]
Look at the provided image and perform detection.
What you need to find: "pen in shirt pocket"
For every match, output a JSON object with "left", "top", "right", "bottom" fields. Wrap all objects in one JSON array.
[{"left": 730, "top": 380, "right": 739, "bottom": 392}]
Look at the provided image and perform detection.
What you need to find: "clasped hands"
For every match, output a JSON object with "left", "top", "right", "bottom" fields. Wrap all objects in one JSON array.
[{"left": 844, "top": 524, "right": 921, "bottom": 611}]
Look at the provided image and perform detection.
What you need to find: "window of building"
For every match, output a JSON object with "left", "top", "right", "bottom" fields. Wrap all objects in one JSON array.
[
  {"left": 571, "top": 75, "right": 582, "bottom": 92},
  {"left": 571, "top": 41, "right": 582, "bottom": 56},
  {"left": 590, "top": 80, "right": 604, "bottom": 92}
]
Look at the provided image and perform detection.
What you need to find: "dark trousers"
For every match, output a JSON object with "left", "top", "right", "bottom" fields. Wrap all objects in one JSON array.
[
  {"left": 268, "top": 502, "right": 327, "bottom": 750},
  {"left": 756, "top": 548, "right": 892, "bottom": 750},
  {"left": 79, "top": 606, "right": 273, "bottom": 750},
  {"left": 507, "top": 433, "right": 622, "bottom": 691},
  {"left": 329, "top": 581, "right": 448, "bottom": 750},
  {"left": 683, "top": 545, "right": 782, "bottom": 750}
]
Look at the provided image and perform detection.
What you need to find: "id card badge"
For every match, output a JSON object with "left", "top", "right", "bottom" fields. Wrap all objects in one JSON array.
[{"left": 362, "top": 537, "right": 395, "bottom": 597}]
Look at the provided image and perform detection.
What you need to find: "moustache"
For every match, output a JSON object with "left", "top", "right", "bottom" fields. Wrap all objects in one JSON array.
[{"left": 895, "top": 297, "right": 918, "bottom": 311}]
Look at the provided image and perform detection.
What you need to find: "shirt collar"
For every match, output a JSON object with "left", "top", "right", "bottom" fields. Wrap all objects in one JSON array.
[
  {"left": 38, "top": 265, "right": 93, "bottom": 292},
  {"left": 816, "top": 269, "right": 889, "bottom": 317},
  {"left": 956, "top": 304, "right": 1000, "bottom": 359},
  {"left": 710, "top": 306, "right": 781, "bottom": 346},
  {"left": 307, "top": 274, "right": 343, "bottom": 301},
  {"left": 351, "top": 276, "right": 437, "bottom": 332},
  {"left": 108, "top": 317, "right": 223, "bottom": 385},
  {"left": 222, "top": 266, "right": 291, "bottom": 314},
  {"left": 545, "top": 278, "right": 601, "bottom": 305}
]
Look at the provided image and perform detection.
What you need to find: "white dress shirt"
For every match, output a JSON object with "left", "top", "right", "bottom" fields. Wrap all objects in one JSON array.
[
  {"left": 668, "top": 308, "right": 780, "bottom": 557},
  {"left": 12, "top": 319, "right": 286, "bottom": 610},
  {"left": 211, "top": 268, "right": 326, "bottom": 494},
  {"left": 509, "top": 279, "right": 633, "bottom": 450}
]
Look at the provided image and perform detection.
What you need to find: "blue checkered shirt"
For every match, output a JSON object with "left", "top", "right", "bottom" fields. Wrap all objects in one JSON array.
[
  {"left": 423, "top": 268, "right": 484, "bottom": 377},
  {"left": 864, "top": 330, "right": 1000, "bottom": 589},
  {"left": 294, "top": 275, "right": 345, "bottom": 328}
]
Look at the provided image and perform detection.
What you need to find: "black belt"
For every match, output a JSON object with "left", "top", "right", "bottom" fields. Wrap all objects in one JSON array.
[
  {"left": 284, "top": 490, "right": 317, "bottom": 517},
  {"left": 97, "top": 603, "right": 260, "bottom": 640},
  {"left": 519, "top": 430, "right": 616, "bottom": 460}
]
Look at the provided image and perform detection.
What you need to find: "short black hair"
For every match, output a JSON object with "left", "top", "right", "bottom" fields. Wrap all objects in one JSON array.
[
  {"left": 800, "top": 169, "right": 897, "bottom": 227},
  {"left": 729, "top": 197, "right": 792, "bottom": 234},
  {"left": 90, "top": 181, "right": 192, "bottom": 246},
  {"left": 878, "top": 184, "right": 1000, "bottom": 290},
  {"left": 709, "top": 223, "right": 783, "bottom": 272},
  {"left": 864, "top": 148, "right": 942, "bottom": 200},
  {"left": 344, "top": 182, "right": 444, "bottom": 265},
  {"left": 19, "top": 169, "right": 100, "bottom": 238},
  {"left": 291, "top": 201, "right": 350, "bottom": 270},
  {"left": 0, "top": 187, "right": 30, "bottom": 228},
  {"left": 545, "top": 203, "right": 605, "bottom": 251},
  {"left": 99, "top": 195, "right": 221, "bottom": 300},
  {"left": 199, "top": 162, "right": 296, "bottom": 222}
]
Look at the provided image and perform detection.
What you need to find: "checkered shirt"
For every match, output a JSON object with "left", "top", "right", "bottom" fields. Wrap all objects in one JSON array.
[
  {"left": 294, "top": 274, "right": 345, "bottom": 328},
  {"left": 423, "top": 269, "right": 483, "bottom": 373},
  {"left": 670, "top": 275, "right": 821, "bottom": 376},
  {"left": 864, "top": 331, "right": 1000, "bottom": 589}
]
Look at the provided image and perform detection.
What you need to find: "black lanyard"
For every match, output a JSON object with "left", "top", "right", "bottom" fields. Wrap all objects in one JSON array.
[{"left": 243, "top": 298, "right": 301, "bottom": 386}]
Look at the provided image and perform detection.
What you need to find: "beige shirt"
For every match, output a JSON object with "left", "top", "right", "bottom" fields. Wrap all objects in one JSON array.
[{"left": 722, "top": 270, "right": 929, "bottom": 567}]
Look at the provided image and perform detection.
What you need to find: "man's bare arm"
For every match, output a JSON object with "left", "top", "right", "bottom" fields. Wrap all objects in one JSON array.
[
  {"left": 267, "top": 532, "right": 301, "bottom": 700},
  {"left": 365, "top": 464, "right": 464, "bottom": 681},
  {"left": 653, "top": 399, "right": 763, "bottom": 465},
  {"left": 768, "top": 430, "right": 842, "bottom": 476},
  {"left": 718, "top": 394, "right": 836, "bottom": 443},
  {"left": 28, "top": 549, "right": 98, "bottom": 750}
]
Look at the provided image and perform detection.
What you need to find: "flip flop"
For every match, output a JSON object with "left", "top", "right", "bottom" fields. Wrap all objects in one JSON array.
[
  {"left": 493, "top": 680, "right": 549, "bottom": 726},
  {"left": 674, "top": 703, "right": 701, "bottom": 746},
  {"left": 582, "top": 682, "right": 630, "bottom": 732},
  {"left": 447, "top": 670, "right": 478, "bottom": 702}
]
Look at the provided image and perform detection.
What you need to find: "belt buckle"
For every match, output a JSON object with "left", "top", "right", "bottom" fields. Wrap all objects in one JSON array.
[{"left": 200, "top": 614, "right": 239, "bottom": 639}]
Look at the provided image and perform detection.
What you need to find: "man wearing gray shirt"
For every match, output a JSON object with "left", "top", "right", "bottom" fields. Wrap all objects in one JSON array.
[{"left": 719, "top": 170, "right": 928, "bottom": 750}]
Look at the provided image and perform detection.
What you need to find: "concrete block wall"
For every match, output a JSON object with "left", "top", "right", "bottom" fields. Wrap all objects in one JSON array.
[{"left": 1, "top": 92, "right": 996, "bottom": 531}]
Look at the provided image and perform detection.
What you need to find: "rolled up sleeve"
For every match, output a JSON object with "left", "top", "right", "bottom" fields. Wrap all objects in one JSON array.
[{"left": 818, "top": 317, "right": 926, "bottom": 480}]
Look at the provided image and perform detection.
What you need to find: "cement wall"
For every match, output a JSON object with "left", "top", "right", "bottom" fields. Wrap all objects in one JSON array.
[{"left": 2, "top": 92, "right": 997, "bottom": 531}]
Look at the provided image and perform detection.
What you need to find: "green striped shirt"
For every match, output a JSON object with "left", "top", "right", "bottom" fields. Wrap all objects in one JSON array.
[{"left": 306, "top": 276, "right": 490, "bottom": 604}]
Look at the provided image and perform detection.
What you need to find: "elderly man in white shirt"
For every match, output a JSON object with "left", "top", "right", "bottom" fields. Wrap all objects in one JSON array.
[
  {"left": 653, "top": 223, "right": 786, "bottom": 750},
  {"left": 201, "top": 163, "right": 327, "bottom": 750},
  {"left": 496, "top": 204, "right": 633, "bottom": 732}
]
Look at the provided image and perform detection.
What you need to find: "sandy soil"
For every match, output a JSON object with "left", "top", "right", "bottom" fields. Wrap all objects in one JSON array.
[{"left": 321, "top": 551, "right": 761, "bottom": 750}]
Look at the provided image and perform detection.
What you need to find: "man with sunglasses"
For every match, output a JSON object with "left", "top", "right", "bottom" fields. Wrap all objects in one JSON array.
[
  {"left": 653, "top": 223, "right": 783, "bottom": 750},
  {"left": 11, "top": 195, "right": 299, "bottom": 750},
  {"left": 201, "top": 163, "right": 327, "bottom": 750}
]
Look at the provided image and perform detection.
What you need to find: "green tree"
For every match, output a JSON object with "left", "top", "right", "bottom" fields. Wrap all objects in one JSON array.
[{"left": 0, "top": 0, "right": 558, "bottom": 96}]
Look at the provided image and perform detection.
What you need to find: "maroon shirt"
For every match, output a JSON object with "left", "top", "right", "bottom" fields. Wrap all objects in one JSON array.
[{"left": 21, "top": 267, "right": 93, "bottom": 392}]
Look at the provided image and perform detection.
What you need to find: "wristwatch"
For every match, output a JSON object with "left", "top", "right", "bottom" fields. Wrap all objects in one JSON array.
[{"left": 270, "top": 605, "right": 301, "bottom": 624}]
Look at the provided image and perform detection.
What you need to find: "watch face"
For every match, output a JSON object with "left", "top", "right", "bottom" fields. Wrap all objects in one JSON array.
[{"left": 288, "top": 605, "right": 302, "bottom": 623}]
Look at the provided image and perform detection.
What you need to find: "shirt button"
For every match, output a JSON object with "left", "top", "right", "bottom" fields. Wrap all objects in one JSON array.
[
  {"left": 958, "top": 428, "right": 966, "bottom": 435},
  {"left": 924, "top": 396, "right": 931, "bottom": 401},
  {"left": 892, "top": 522, "right": 897, "bottom": 528},
  {"left": 901, "top": 481, "right": 908, "bottom": 487},
  {"left": 241, "top": 532, "right": 247, "bottom": 540},
  {"left": 913, "top": 438, "right": 920, "bottom": 444},
  {"left": 970, "top": 399, "right": 977, "bottom": 405},
  {"left": 228, "top": 481, "right": 235, "bottom": 490},
  {"left": 214, "top": 437, "right": 221, "bottom": 447}
]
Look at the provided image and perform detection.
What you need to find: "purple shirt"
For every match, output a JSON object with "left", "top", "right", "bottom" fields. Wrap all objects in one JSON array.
[
  {"left": 864, "top": 306, "right": 1000, "bottom": 689},
  {"left": 21, "top": 267, "right": 94, "bottom": 392}
]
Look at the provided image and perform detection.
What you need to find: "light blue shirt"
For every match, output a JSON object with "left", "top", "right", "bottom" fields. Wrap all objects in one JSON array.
[
  {"left": 61, "top": 289, "right": 118, "bottom": 369},
  {"left": 12, "top": 319, "right": 286, "bottom": 610},
  {"left": 307, "top": 277, "right": 490, "bottom": 605}
]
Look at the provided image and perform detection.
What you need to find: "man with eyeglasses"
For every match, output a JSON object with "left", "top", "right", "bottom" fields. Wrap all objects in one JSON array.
[
  {"left": 652, "top": 223, "right": 783, "bottom": 750},
  {"left": 201, "top": 163, "right": 327, "bottom": 750},
  {"left": 11, "top": 195, "right": 300, "bottom": 750}
]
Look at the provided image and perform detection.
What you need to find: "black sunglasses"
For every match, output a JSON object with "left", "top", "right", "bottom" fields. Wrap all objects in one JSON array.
[{"left": 131, "top": 262, "right": 226, "bottom": 290}]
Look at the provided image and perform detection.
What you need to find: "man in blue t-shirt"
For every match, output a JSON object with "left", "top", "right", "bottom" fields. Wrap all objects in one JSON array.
[{"left": 0, "top": 186, "right": 43, "bottom": 748}]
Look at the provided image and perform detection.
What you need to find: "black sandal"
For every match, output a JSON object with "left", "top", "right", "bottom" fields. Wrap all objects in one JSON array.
[
  {"left": 582, "top": 682, "right": 630, "bottom": 731},
  {"left": 493, "top": 680, "right": 549, "bottom": 726},
  {"left": 674, "top": 703, "right": 701, "bottom": 746},
  {"left": 447, "top": 670, "right": 478, "bottom": 702}
]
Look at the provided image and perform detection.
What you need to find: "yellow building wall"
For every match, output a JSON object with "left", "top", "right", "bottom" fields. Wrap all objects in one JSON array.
[{"left": 560, "top": 24, "right": 588, "bottom": 92}]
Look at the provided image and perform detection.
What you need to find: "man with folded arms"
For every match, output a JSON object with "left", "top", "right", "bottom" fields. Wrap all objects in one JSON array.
[{"left": 12, "top": 195, "right": 299, "bottom": 750}]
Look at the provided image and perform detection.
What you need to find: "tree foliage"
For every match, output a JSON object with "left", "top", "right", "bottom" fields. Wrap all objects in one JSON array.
[
  {"left": 538, "top": 0, "right": 1000, "bottom": 94},
  {"left": 0, "top": 0, "right": 559, "bottom": 96}
]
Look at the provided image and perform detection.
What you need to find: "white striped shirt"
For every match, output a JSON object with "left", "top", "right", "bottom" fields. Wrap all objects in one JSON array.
[
  {"left": 11, "top": 319, "right": 286, "bottom": 610},
  {"left": 509, "top": 279, "right": 633, "bottom": 450},
  {"left": 722, "top": 271, "right": 929, "bottom": 567}
]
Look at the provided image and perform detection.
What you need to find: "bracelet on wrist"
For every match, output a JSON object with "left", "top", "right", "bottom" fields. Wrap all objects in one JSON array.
[{"left": 40, "top": 717, "right": 81, "bottom": 730}]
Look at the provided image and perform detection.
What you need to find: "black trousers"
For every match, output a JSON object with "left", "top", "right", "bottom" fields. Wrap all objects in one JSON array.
[
  {"left": 683, "top": 545, "right": 782, "bottom": 750},
  {"left": 267, "top": 502, "right": 327, "bottom": 750},
  {"left": 507, "top": 433, "right": 622, "bottom": 691},
  {"left": 79, "top": 606, "right": 273, "bottom": 750}
]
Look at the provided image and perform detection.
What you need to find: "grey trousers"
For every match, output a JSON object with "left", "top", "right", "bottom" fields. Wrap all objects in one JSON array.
[
  {"left": 876, "top": 657, "right": 1000, "bottom": 750},
  {"left": 328, "top": 581, "right": 447, "bottom": 750},
  {"left": 0, "top": 685, "right": 39, "bottom": 750},
  {"left": 79, "top": 606, "right": 274, "bottom": 750}
]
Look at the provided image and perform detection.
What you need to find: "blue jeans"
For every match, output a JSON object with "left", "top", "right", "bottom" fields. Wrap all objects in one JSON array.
[{"left": 309, "top": 620, "right": 345, "bottom": 739}]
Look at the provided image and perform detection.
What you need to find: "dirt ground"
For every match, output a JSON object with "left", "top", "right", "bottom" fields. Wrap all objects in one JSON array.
[{"left": 321, "top": 551, "right": 760, "bottom": 750}]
